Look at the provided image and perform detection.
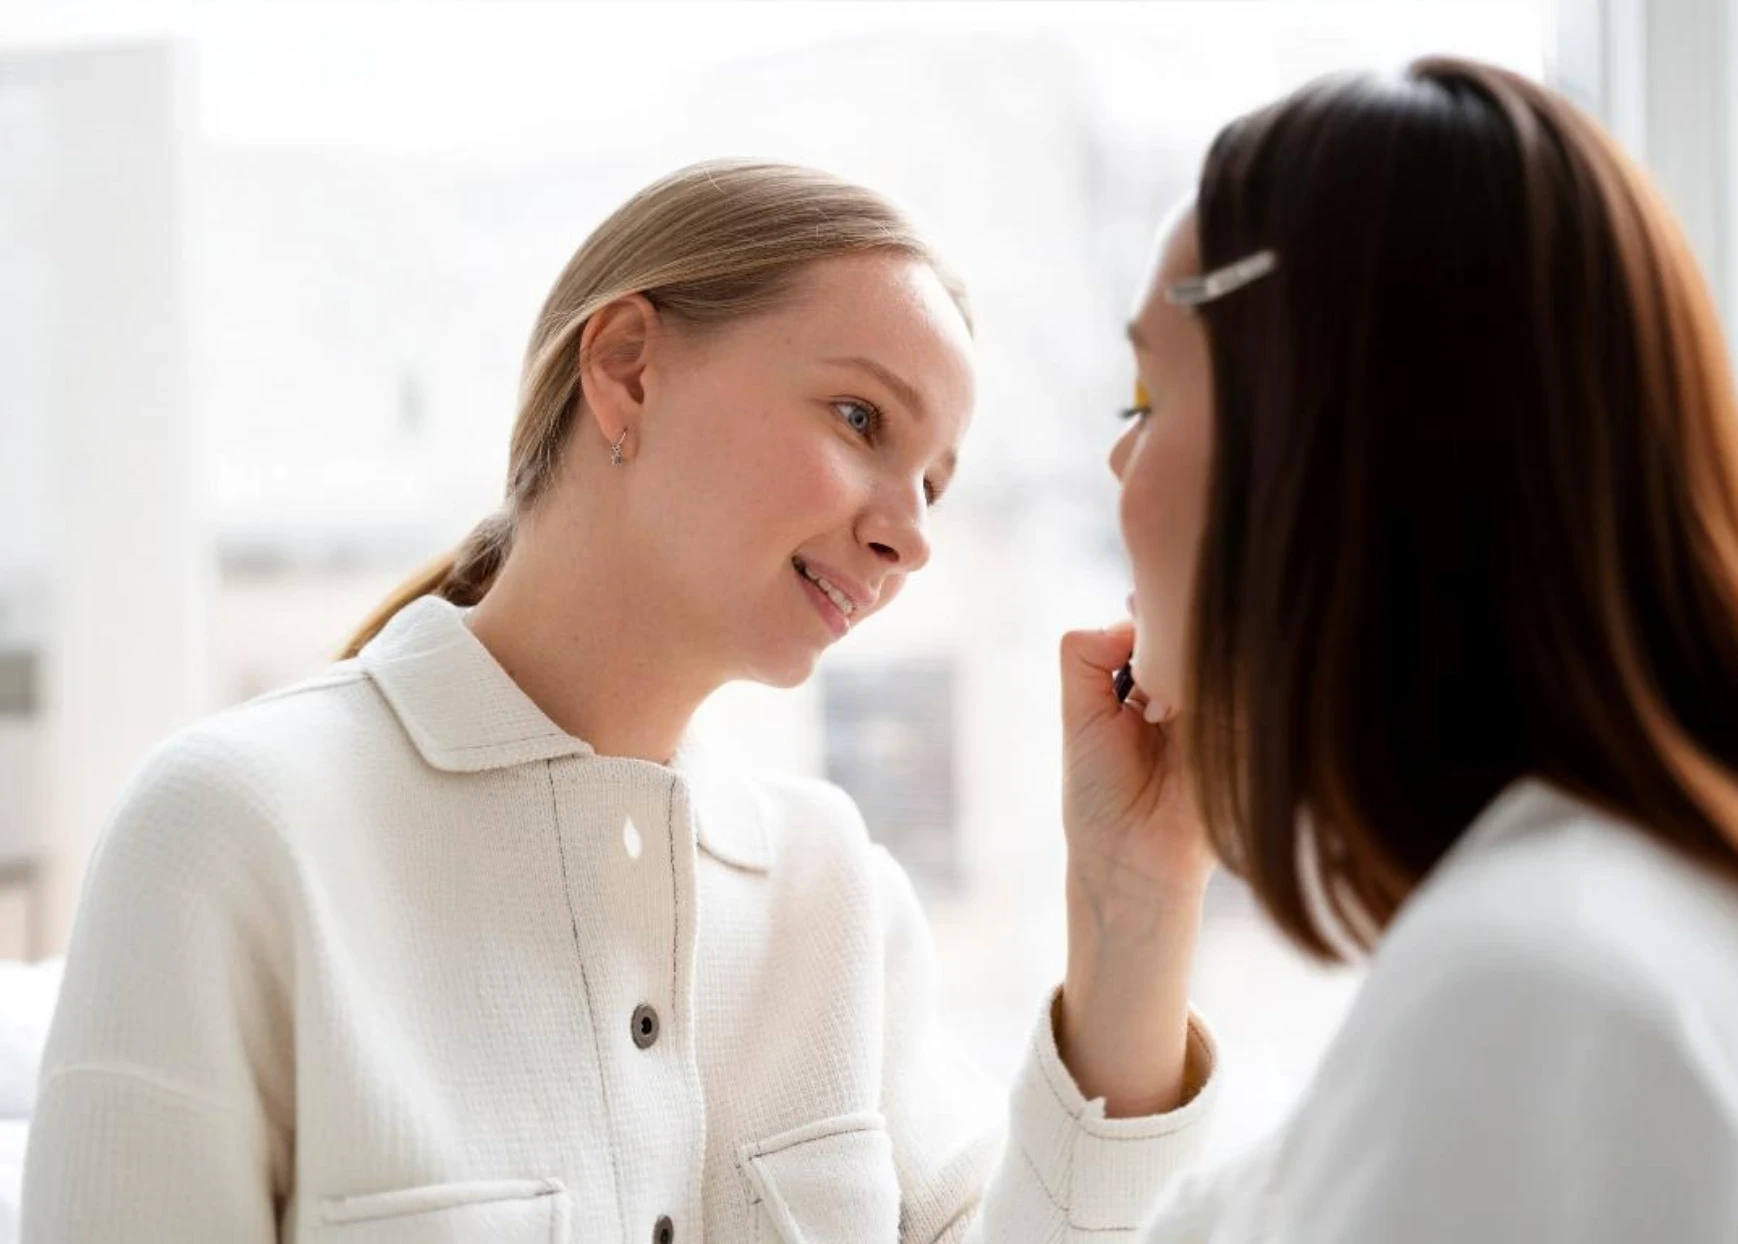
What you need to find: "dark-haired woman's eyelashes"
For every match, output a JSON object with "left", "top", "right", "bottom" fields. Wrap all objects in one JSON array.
[{"left": 1121, "top": 378, "right": 1153, "bottom": 422}]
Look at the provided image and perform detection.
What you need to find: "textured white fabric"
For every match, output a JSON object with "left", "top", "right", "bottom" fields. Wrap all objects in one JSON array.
[
  {"left": 22, "top": 596, "right": 1217, "bottom": 1243},
  {"left": 1139, "top": 779, "right": 1738, "bottom": 1242}
]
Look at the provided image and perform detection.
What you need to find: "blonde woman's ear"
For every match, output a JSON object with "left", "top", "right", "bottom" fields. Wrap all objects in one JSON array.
[{"left": 576, "top": 293, "right": 659, "bottom": 447}]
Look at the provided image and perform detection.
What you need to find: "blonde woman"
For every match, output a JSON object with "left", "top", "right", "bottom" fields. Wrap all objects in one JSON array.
[{"left": 24, "top": 161, "right": 1216, "bottom": 1242}]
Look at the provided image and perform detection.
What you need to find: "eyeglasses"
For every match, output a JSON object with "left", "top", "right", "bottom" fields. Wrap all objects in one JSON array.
[{"left": 1163, "top": 248, "right": 1279, "bottom": 307}]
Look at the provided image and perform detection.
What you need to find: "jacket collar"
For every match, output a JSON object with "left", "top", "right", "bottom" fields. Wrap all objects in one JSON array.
[
  {"left": 1304, "top": 776, "right": 1597, "bottom": 961},
  {"left": 1440, "top": 776, "right": 1599, "bottom": 871},
  {"left": 359, "top": 595, "right": 771, "bottom": 872}
]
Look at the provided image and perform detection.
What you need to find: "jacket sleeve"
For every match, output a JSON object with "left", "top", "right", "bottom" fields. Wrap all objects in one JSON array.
[
  {"left": 871, "top": 845, "right": 1219, "bottom": 1244},
  {"left": 22, "top": 732, "right": 295, "bottom": 1243}
]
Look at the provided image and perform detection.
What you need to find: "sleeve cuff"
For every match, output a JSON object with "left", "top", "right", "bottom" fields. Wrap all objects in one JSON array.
[{"left": 1005, "top": 985, "right": 1219, "bottom": 1232}]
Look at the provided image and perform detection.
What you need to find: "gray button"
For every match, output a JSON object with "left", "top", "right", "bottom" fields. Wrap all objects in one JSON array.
[
  {"left": 653, "top": 1214, "right": 674, "bottom": 1244},
  {"left": 631, "top": 1003, "right": 660, "bottom": 1050}
]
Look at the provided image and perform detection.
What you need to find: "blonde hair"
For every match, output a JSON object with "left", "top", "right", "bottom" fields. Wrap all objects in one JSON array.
[{"left": 341, "top": 159, "right": 968, "bottom": 659}]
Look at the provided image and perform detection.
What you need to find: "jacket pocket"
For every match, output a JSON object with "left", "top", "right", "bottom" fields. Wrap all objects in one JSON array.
[
  {"left": 739, "top": 1112, "right": 900, "bottom": 1244},
  {"left": 315, "top": 1177, "right": 570, "bottom": 1243}
]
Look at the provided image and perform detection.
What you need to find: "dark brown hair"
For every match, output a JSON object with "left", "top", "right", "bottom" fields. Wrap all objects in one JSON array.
[{"left": 1186, "top": 57, "right": 1738, "bottom": 959}]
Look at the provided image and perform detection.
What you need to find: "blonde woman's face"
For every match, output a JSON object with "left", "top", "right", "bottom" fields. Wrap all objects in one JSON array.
[
  {"left": 635, "top": 253, "right": 975, "bottom": 687},
  {"left": 1113, "top": 207, "right": 1215, "bottom": 715}
]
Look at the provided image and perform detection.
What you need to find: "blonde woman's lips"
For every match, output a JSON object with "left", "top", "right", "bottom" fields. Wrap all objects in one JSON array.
[{"left": 797, "top": 567, "right": 851, "bottom": 639}]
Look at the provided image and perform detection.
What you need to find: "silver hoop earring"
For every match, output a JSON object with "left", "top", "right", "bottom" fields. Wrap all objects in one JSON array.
[{"left": 609, "top": 429, "right": 629, "bottom": 467}]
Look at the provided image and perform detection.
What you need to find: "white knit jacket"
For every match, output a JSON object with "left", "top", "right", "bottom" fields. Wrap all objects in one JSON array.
[{"left": 23, "top": 595, "right": 1217, "bottom": 1243}]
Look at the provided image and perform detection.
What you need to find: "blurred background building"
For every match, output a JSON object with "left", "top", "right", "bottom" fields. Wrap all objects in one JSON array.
[{"left": 1, "top": 0, "right": 1733, "bottom": 1164}]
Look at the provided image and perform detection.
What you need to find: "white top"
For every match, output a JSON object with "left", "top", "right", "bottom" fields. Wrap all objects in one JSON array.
[
  {"left": 23, "top": 595, "right": 1217, "bottom": 1243},
  {"left": 1138, "top": 778, "right": 1738, "bottom": 1242}
]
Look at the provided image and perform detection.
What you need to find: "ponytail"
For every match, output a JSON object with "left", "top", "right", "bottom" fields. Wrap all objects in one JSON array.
[{"left": 339, "top": 511, "right": 514, "bottom": 659}]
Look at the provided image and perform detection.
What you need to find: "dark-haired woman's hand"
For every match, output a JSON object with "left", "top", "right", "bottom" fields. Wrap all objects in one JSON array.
[
  {"left": 1056, "top": 620, "right": 1215, "bottom": 1117},
  {"left": 1060, "top": 620, "right": 1215, "bottom": 902}
]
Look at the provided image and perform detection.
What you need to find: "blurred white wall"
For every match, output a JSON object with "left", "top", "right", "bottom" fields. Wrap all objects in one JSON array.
[
  {"left": 0, "top": 43, "right": 209, "bottom": 950},
  {"left": 1553, "top": 0, "right": 1738, "bottom": 355}
]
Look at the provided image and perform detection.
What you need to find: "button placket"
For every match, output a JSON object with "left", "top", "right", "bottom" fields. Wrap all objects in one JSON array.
[
  {"left": 578, "top": 775, "right": 700, "bottom": 1244},
  {"left": 550, "top": 765, "right": 702, "bottom": 1243},
  {"left": 616, "top": 792, "right": 667, "bottom": 1057}
]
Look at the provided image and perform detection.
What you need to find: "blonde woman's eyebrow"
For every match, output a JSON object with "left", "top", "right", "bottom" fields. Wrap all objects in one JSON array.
[{"left": 824, "top": 355, "right": 930, "bottom": 424}]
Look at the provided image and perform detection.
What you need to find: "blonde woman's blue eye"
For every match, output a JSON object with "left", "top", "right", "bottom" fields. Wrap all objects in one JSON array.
[{"left": 834, "top": 400, "right": 878, "bottom": 437}]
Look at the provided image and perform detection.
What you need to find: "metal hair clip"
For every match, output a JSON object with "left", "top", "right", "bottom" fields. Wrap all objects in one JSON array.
[{"left": 1164, "top": 248, "right": 1279, "bottom": 307}]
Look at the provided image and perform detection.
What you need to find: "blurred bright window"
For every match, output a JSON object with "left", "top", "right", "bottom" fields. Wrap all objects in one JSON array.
[{"left": 1, "top": 0, "right": 1558, "bottom": 1154}]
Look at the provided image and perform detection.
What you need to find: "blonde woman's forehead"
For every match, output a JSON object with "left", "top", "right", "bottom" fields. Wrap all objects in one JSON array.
[
  {"left": 770, "top": 257, "right": 973, "bottom": 377},
  {"left": 786, "top": 252, "right": 965, "bottom": 330}
]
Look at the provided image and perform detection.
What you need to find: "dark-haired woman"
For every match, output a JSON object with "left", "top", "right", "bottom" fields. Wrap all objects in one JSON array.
[{"left": 1075, "top": 55, "right": 1738, "bottom": 1241}]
